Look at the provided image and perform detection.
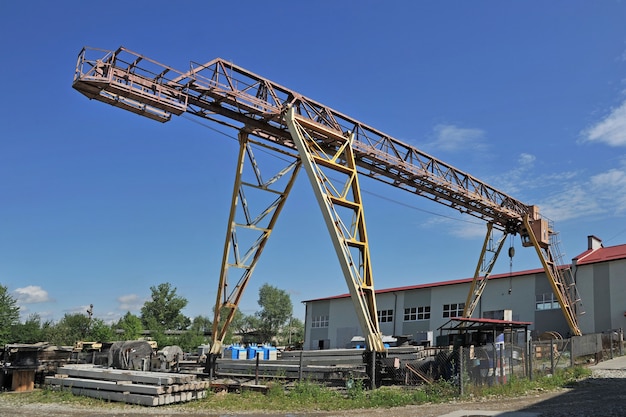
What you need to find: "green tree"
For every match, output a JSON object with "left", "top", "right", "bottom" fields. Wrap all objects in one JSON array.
[
  {"left": 255, "top": 284, "right": 293, "bottom": 344},
  {"left": 140, "top": 283, "right": 190, "bottom": 331},
  {"left": 278, "top": 316, "right": 304, "bottom": 347},
  {"left": 47, "top": 313, "right": 92, "bottom": 345},
  {"left": 116, "top": 312, "right": 144, "bottom": 340},
  {"left": 175, "top": 316, "right": 209, "bottom": 352},
  {"left": 0, "top": 284, "right": 20, "bottom": 345},
  {"left": 88, "top": 318, "right": 114, "bottom": 342},
  {"left": 10, "top": 313, "right": 48, "bottom": 344},
  {"left": 190, "top": 315, "right": 212, "bottom": 336},
  {"left": 213, "top": 306, "right": 248, "bottom": 345}
]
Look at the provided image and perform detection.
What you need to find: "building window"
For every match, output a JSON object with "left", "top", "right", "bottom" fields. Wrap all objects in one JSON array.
[
  {"left": 404, "top": 306, "right": 431, "bottom": 321},
  {"left": 377, "top": 309, "right": 394, "bottom": 323},
  {"left": 311, "top": 315, "right": 329, "bottom": 328},
  {"left": 443, "top": 303, "right": 465, "bottom": 318},
  {"left": 536, "top": 293, "right": 559, "bottom": 310}
]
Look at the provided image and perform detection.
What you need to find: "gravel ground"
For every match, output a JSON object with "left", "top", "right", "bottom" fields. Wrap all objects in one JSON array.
[{"left": 0, "top": 369, "right": 624, "bottom": 417}]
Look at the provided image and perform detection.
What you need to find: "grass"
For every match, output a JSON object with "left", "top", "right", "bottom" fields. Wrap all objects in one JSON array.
[
  {"left": 0, "top": 366, "right": 592, "bottom": 412},
  {"left": 184, "top": 379, "right": 459, "bottom": 412},
  {"left": 470, "top": 366, "right": 592, "bottom": 398}
]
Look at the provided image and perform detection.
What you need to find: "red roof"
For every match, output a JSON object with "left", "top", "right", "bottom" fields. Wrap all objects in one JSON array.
[
  {"left": 446, "top": 317, "right": 533, "bottom": 326},
  {"left": 573, "top": 243, "right": 626, "bottom": 265},
  {"left": 438, "top": 317, "right": 533, "bottom": 331},
  {"left": 303, "top": 241, "right": 626, "bottom": 303},
  {"left": 303, "top": 267, "right": 545, "bottom": 303}
]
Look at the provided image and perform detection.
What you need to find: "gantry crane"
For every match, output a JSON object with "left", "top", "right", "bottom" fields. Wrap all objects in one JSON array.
[{"left": 72, "top": 46, "right": 583, "bottom": 378}]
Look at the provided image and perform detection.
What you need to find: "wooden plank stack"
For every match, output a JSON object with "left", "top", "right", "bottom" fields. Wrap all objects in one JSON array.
[{"left": 45, "top": 364, "right": 209, "bottom": 406}]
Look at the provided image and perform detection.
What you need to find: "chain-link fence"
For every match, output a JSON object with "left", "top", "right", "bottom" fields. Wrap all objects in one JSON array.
[
  {"left": 398, "top": 329, "right": 624, "bottom": 393},
  {"left": 529, "top": 329, "right": 625, "bottom": 376}
]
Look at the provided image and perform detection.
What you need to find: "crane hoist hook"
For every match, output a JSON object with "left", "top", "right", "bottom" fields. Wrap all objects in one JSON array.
[{"left": 508, "top": 236, "right": 515, "bottom": 294}]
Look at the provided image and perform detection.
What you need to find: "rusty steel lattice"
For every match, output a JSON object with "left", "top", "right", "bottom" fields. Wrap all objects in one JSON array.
[{"left": 73, "top": 46, "right": 532, "bottom": 228}]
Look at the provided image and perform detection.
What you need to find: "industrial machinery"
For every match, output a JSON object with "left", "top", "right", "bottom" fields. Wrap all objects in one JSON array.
[{"left": 72, "top": 46, "right": 583, "bottom": 383}]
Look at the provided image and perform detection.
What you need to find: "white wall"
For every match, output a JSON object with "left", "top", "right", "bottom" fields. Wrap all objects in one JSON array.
[{"left": 609, "top": 259, "right": 626, "bottom": 330}]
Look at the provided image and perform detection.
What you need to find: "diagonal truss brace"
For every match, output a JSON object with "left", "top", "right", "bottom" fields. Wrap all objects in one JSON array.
[
  {"left": 463, "top": 223, "right": 509, "bottom": 318},
  {"left": 210, "top": 131, "right": 301, "bottom": 356},
  {"left": 284, "top": 107, "right": 386, "bottom": 353}
]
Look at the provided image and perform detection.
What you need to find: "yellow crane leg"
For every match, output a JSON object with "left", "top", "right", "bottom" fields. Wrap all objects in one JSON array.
[
  {"left": 284, "top": 106, "right": 386, "bottom": 354},
  {"left": 463, "top": 223, "right": 509, "bottom": 318},
  {"left": 208, "top": 131, "right": 301, "bottom": 370},
  {"left": 522, "top": 215, "right": 582, "bottom": 336}
]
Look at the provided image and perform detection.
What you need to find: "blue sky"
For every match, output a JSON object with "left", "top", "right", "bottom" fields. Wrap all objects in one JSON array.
[{"left": 2, "top": 1, "right": 626, "bottom": 325}]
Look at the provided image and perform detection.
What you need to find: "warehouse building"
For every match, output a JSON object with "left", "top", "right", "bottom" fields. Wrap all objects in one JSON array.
[{"left": 302, "top": 236, "right": 626, "bottom": 350}]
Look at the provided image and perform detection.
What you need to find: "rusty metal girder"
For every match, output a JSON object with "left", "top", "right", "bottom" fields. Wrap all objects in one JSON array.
[{"left": 73, "top": 46, "right": 533, "bottom": 230}]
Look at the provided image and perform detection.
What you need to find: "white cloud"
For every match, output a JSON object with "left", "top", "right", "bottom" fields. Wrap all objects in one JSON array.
[
  {"left": 590, "top": 168, "right": 626, "bottom": 214},
  {"left": 117, "top": 294, "right": 143, "bottom": 312},
  {"left": 13, "top": 285, "right": 50, "bottom": 304},
  {"left": 421, "top": 216, "right": 485, "bottom": 240},
  {"left": 538, "top": 185, "right": 604, "bottom": 222},
  {"left": 488, "top": 153, "right": 539, "bottom": 195},
  {"left": 486, "top": 152, "right": 626, "bottom": 222},
  {"left": 518, "top": 153, "right": 536, "bottom": 166},
  {"left": 101, "top": 311, "right": 122, "bottom": 325},
  {"left": 582, "top": 101, "right": 626, "bottom": 147},
  {"left": 64, "top": 305, "right": 94, "bottom": 316},
  {"left": 450, "top": 221, "right": 488, "bottom": 239},
  {"left": 537, "top": 162, "right": 626, "bottom": 221},
  {"left": 591, "top": 167, "right": 626, "bottom": 189},
  {"left": 427, "top": 124, "right": 487, "bottom": 152}
]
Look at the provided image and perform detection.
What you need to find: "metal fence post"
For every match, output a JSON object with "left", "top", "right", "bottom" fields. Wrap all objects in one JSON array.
[
  {"left": 459, "top": 346, "right": 464, "bottom": 396},
  {"left": 370, "top": 350, "right": 376, "bottom": 390},
  {"left": 509, "top": 340, "right": 513, "bottom": 378},
  {"left": 528, "top": 338, "right": 533, "bottom": 381},
  {"left": 255, "top": 351, "right": 260, "bottom": 385},
  {"left": 550, "top": 339, "right": 555, "bottom": 374}
]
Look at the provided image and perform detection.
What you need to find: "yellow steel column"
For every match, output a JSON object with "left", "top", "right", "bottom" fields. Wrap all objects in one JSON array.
[
  {"left": 284, "top": 107, "right": 385, "bottom": 353},
  {"left": 210, "top": 130, "right": 301, "bottom": 357},
  {"left": 522, "top": 215, "right": 582, "bottom": 336}
]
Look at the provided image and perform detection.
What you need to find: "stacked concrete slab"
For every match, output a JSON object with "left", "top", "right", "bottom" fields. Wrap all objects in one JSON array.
[{"left": 45, "top": 364, "right": 209, "bottom": 406}]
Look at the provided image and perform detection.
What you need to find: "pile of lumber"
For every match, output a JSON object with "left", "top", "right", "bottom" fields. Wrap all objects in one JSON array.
[{"left": 45, "top": 364, "right": 209, "bottom": 406}]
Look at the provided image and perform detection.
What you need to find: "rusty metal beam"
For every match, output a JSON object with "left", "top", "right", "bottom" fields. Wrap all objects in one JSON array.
[{"left": 73, "top": 46, "right": 532, "bottom": 230}]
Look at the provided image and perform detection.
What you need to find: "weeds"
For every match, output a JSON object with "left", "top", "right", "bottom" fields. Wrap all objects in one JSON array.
[
  {"left": 475, "top": 366, "right": 591, "bottom": 398},
  {"left": 1, "top": 366, "right": 592, "bottom": 412}
]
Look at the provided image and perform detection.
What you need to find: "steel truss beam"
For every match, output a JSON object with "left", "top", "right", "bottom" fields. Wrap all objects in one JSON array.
[
  {"left": 210, "top": 131, "right": 301, "bottom": 356},
  {"left": 72, "top": 46, "right": 531, "bottom": 228},
  {"left": 285, "top": 107, "right": 385, "bottom": 353}
]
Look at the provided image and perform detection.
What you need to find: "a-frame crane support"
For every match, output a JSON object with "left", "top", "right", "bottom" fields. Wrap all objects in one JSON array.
[
  {"left": 284, "top": 107, "right": 386, "bottom": 354},
  {"left": 207, "top": 130, "right": 301, "bottom": 375},
  {"left": 521, "top": 215, "right": 582, "bottom": 336},
  {"left": 463, "top": 223, "right": 509, "bottom": 318},
  {"left": 463, "top": 216, "right": 582, "bottom": 336}
]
